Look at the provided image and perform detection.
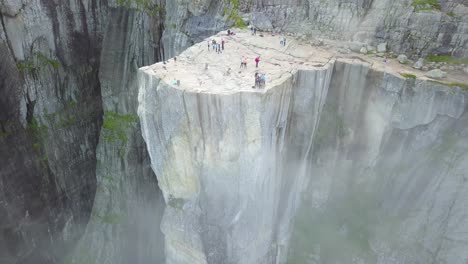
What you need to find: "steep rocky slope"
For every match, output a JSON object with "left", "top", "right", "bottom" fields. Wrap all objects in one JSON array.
[
  {"left": 138, "top": 31, "right": 468, "bottom": 264},
  {"left": 1, "top": 0, "right": 467, "bottom": 264},
  {"left": 0, "top": 1, "right": 165, "bottom": 263}
]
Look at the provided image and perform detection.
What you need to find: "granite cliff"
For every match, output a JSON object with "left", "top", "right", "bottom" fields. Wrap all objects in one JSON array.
[
  {"left": 0, "top": 1, "right": 467, "bottom": 264},
  {"left": 138, "top": 30, "right": 468, "bottom": 264}
]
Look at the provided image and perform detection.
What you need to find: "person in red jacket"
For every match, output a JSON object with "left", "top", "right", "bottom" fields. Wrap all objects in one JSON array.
[{"left": 255, "top": 56, "right": 260, "bottom": 68}]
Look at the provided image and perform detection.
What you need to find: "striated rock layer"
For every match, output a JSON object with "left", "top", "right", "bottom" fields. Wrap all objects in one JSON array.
[{"left": 138, "top": 38, "right": 468, "bottom": 264}]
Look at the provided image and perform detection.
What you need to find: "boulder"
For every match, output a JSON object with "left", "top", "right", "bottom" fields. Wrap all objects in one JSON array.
[
  {"left": 425, "top": 69, "right": 447, "bottom": 79},
  {"left": 464, "top": 67, "right": 468, "bottom": 74},
  {"left": 412, "top": 58, "right": 424, "bottom": 70},
  {"left": 360, "top": 47, "right": 368, "bottom": 54},
  {"left": 397, "top": 54, "right": 408, "bottom": 64},
  {"left": 367, "top": 45, "right": 376, "bottom": 52},
  {"left": 377, "top": 43, "right": 387, "bottom": 53},
  {"left": 349, "top": 42, "right": 365, "bottom": 52}
]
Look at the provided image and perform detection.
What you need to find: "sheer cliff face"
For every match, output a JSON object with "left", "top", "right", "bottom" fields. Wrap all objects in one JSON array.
[
  {"left": 165, "top": 0, "right": 468, "bottom": 58},
  {"left": 138, "top": 60, "right": 468, "bottom": 264},
  {"left": 0, "top": 1, "right": 165, "bottom": 263}
]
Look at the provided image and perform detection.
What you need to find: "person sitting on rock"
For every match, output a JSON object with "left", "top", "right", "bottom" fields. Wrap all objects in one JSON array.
[{"left": 227, "top": 29, "right": 231, "bottom": 35}]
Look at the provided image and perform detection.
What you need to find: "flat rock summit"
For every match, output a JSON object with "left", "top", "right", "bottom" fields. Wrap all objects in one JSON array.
[{"left": 142, "top": 29, "right": 467, "bottom": 94}]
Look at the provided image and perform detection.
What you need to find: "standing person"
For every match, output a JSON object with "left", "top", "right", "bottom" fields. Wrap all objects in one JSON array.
[
  {"left": 261, "top": 73, "right": 266, "bottom": 88},
  {"left": 250, "top": 25, "right": 254, "bottom": 35},
  {"left": 280, "top": 37, "right": 284, "bottom": 46},
  {"left": 217, "top": 43, "right": 222, "bottom": 54},
  {"left": 208, "top": 40, "right": 211, "bottom": 51},
  {"left": 255, "top": 56, "right": 260, "bottom": 68},
  {"left": 240, "top": 57, "right": 244, "bottom": 68},
  {"left": 221, "top": 39, "right": 225, "bottom": 50},
  {"left": 383, "top": 56, "right": 388, "bottom": 65},
  {"left": 243, "top": 58, "right": 247, "bottom": 68},
  {"left": 283, "top": 37, "right": 286, "bottom": 46},
  {"left": 254, "top": 27, "right": 257, "bottom": 35},
  {"left": 254, "top": 72, "right": 258, "bottom": 88}
]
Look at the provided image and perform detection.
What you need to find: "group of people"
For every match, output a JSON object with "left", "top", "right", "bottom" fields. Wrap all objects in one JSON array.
[
  {"left": 240, "top": 56, "right": 261, "bottom": 69},
  {"left": 208, "top": 39, "right": 225, "bottom": 53},
  {"left": 204, "top": 27, "right": 272, "bottom": 89},
  {"left": 249, "top": 25, "right": 257, "bottom": 35},
  {"left": 254, "top": 72, "right": 266, "bottom": 89},
  {"left": 280, "top": 36, "right": 287, "bottom": 46}
]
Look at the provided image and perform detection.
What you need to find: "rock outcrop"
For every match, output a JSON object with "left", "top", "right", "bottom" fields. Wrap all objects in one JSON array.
[
  {"left": 165, "top": 0, "right": 468, "bottom": 58},
  {"left": 138, "top": 31, "right": 468, "bottom": 264},
  {"left": 0, "top": 1, "right": 166, "bottom": 263}
]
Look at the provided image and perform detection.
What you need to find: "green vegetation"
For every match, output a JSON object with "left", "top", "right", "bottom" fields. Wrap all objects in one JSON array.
[
  {"left": 117, "top": 0, "right": 164, "bottom": 17},
  {"left": 426, "top": 55, "right": 468, "bottom": 64},
  {"left": 224, "top": 0, "right": 246, "bottom": 29},
  {"left": 92, "top": 211, "right": 123, "bottom": 225},
  {"left": 17, "top": 52, "right": 60, "bottom": 73},
  {"left": 27, "top": 118, "right": 49, "bottom": 165},
  {"left": 0, "top": 131, "right": 11, "bottom": 139},
  {"left": 400, "top": 73, "right": 417, "bottom": 79},
  {"left": 168, "top": 196, "right": 186, "bottom": 210},
  {"left": 447, "top": 11, "right": 455, "bottom": 16},
  {"left": 102, "top": 111, "right": 138, "bottom": 157},
  {"left": 411, "top": 0, "right": 441, "bottom": 11},
  {"left": 429, "top": 80, "right": 468, "bottom": 90}
]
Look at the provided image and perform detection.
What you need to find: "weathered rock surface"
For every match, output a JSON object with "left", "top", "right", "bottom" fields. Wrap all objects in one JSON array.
[
  {"left": 397, "top": 54, "right": 408, "bottom": 64},
  {"left": 138, "top": 31, "right": 468, "bottom": 264},
  {"left": 413, "top": 58, "right": 425, "bottom": 69},
  {"left": 426, "top": 69, "right": 448, "bottom": 79},
  {"left": 0, "top": 1, "right": 166, "bottom": 263},
  {"left": 1, "top": 1, "right": 468, "bottom": 264},
  {"left": 377, "top": 43, "right": 387, "bottom": 53},
  {"left": 165, "top": 0, "right": 468, "bottom": 58}
]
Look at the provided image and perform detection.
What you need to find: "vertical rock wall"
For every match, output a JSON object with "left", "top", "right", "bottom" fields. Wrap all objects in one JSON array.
[
  {"left": 138, "top": 60, "right": 468, "bottom": 264},
  {"left": 0, "top": 1, "right": 166, "bottom": 263},
  {"left": 138, "top": 64, "right": 334, "bottom": 264}
]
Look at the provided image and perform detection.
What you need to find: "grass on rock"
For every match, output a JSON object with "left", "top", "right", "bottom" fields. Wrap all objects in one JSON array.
[
  {"left": 426, "top": 55, "right": 468, "bottom": 64},
  {"left": 400, "top": 73, "right": 417, "bottom": 79}
]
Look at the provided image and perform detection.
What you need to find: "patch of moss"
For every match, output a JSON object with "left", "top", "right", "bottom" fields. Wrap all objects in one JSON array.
[
  {"left": 168, "top": 196, "right": 186, "bottom": 210},
  {"left": 447, "top": 11, "right": 455, "bottom": 16},
  {"left": 426, "top": 55, "right": 468, "bottom": 64},
  {"left": 92, "top": 211, "right": 123, "bottom": 225},
  {"left": 0, "top": 131, "right": 11, "bottom": 139},
  {"left": 17, "top": 52, "right": 60, "bottom": 73},
  {"left": 429, "top": 80, "right": 468, "bottom": 90},
  {"left": 411, "top": 0, "right": 441, "bottom": 12},
  {"left": 117, "top": 0, "right": 164, "bottom": 17},
  {"left": 102, "top": 111, "right": 138, "bottom": 157},
  {"left": 224, "top": 0, "right": 246, "bottom": 29},
  {"left": 400, "top": 73, "right": 417, "bottom": 79}
]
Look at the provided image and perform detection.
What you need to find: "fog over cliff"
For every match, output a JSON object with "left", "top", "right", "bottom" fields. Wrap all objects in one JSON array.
[{"left": 1, "top": 1, "right": 468, "bottom": 264}]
